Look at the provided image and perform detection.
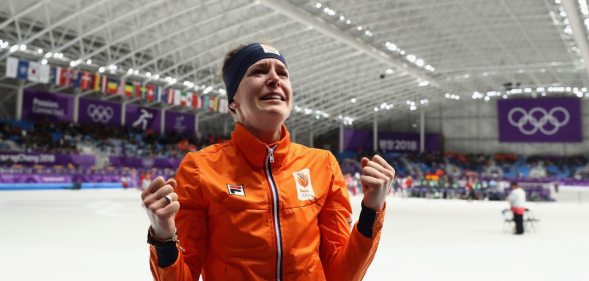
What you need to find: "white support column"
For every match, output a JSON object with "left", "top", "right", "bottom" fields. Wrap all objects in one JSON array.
[
  {"left": 15, "top": 82, "right": 23, "bottom": 120},
  {"left": 420, "top": 110, "right": 425, "bottom": 153},
  {"left": 121, "top": 103, "right": 125, "bottom": 127},
  {"left": 373, "top": 111, "right": 378, "bottom": 152},
  {"left": 339, "top": 122, "right": 344, "bottom": 153},
  {"left": 73, "top": 89, "right": 81, "bottom": 123},
  {"left": 194, "top": 112, "right": 199, "bottom": 138},
  {"left": 195, "top": 111, "right": 203, "bottom": 135},
  {"left": 161, "top": 108, "right": 167, "bottom": 135}
]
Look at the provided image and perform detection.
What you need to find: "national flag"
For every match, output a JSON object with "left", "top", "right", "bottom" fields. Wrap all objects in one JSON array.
[
  {"left": 93, "top": 73, "right": 102, "bottom": 92},
  {"left": 147, "top": 85, "right": 155, "bottom": 102},
  {"left": 156, "top": 86, "right": 163, "bottom": 103},
  {"left": 101, "top": 75, "right": 108, "bottom": 94},
  {"left": 80, "top": 71, "right": 93, "bottom": 90},
  {"left": 133, "top": 81, "right": 141, "bottom": 98},
  {"left": 71, "top": 70, "right": 82, "bottom": 88},
  {"left": 124, "top": 82, "right": 134, "bottom": 97},
  {"left": 117, "top": 78, "right": 126, "bottom": 96},
  {"left": 107, "top": 78, "right": 119, "bottom": 95},
  {"left": 209, "top": 96, "right": 217, "bottom": 112},
  {"left": 203, "top": 95, "right": 210, "bottom": 110},
  {"left": 180, "top": 91, "right": 188, "bottom": 107},
  {"left": 186, "top": 92, "right": 193, "bottom": 107},
  {"left": 174, "top": 89, "right": 182, "bottom": 106},
  {"left": 192, "top": 93, "right": 200, "bottom": 108},
  {"left": 58, "top": 68, "right": 76, "bottom": 87},
  {"left": 16, "top": 59, "right": 29, "bottom": 80},
  {"left": 27, "top": 61, "right": 50, "bottom": 83},
  {"left": 218, "top": 98, "right": 228, "bottom": 113},
  {"left": 167, "top": 88, "right": 174, "bottom": 104},
  {"left": 140, "top": 85, "right": 147, "bottom": 101},
  {"left": 5, "top": 57, "right": 18, "bottom": 78}
]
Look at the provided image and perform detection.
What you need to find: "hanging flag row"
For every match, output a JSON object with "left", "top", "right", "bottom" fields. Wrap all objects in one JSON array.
[
  {"left": 5, "top": 57, "right": 51, "bottom": 83},
  {"left": 5, "top": 57, "right": 229, "bottom": 113}
]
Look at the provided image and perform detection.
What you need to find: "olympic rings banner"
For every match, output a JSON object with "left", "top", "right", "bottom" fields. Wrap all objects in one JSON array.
[
  {"left": 125, "top": 104, "right": 162, "bottom": 133},
  {"left": 22, "top": 90, "right": 74, "bottom": 122},
  {"left": 497, "top": 98, "right": 582, "bottom": 142},
  {"left": 79, "top": 97, "right": 122, "bottom": 127}
]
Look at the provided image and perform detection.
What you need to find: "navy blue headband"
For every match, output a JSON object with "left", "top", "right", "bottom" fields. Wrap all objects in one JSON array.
[{"left": 223, "top": 43, "right": 287, "bottom": 104}]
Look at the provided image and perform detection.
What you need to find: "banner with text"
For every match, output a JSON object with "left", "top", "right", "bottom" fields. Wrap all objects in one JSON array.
[
  {"left": 108, "top": 156, "right": 182, "bottom": 169},
  {"left": 164, "top": 111, "right": 196, "bottom": 135},
  {"left": 343, "top": 129, "right": 440, "bottom": 152},
  {"left": 125, "top": 104, "right": 161, "bottom": 133},
  {"left": 497, "top": 98, "right": 582, "bottom": 142},
  {"left": 0, "top": 152, "right": 95, "bottom": 167},
  {"left": 22, "top": 90, "right": 74, "bottom": 122},
  {"left": 78, "top": 97, "right": 122, "bottom": 127}
]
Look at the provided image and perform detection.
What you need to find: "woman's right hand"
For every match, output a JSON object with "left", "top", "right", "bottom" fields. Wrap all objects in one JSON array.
[{"left": 141, "top": 176, "right": 180, "bottom": 240}]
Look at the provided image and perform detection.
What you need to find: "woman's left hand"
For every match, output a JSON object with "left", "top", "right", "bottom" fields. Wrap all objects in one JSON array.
[{"left": 360, "top": 155, "right": 396, "bottom": 211}]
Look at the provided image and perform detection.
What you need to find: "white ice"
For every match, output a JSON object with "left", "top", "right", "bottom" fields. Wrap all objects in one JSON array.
[{"left": 0, "top": 188, "right": 588, "bottom": 281}]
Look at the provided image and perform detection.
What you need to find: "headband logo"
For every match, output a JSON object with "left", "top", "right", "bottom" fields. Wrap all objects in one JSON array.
[{"left": 260, "top": 44, "right": 280, "bottom": 56}]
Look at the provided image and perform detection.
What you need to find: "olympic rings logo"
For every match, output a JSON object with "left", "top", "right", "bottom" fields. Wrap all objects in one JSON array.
[
  {"left": 507, "top": 106, "right": 569, "bottom": 135},
  {"left": 87, "top": 104, "right": 114, "bottom": 123}
]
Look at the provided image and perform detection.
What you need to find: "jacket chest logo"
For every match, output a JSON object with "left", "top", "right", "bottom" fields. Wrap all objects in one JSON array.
[
  {"left": 293, "top": 169, "right": 316, "bottom": 201},
  {"left": 227, "top": 184, "right": 245, "bottom": 196}
]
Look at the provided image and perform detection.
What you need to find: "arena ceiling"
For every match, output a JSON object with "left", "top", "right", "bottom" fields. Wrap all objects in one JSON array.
[{"left": 0, "top": 0, "right": 587, "bottom": 138}]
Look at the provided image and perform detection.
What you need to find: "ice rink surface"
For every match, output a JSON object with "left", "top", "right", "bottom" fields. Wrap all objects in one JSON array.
[{"left": 1, "top": 188, "right": 588, "bottom": 281}]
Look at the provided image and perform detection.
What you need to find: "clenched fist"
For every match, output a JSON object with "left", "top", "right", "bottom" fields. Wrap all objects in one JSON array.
[
  {"left": 141, "top": 176, "right": 180, "bottom": 240},
  {"left": 360, "top": 155, "right": 395, "bottom": 211}
]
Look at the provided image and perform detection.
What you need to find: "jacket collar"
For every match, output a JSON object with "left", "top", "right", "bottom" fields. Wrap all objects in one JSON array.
[{"left": 231, "top": 122, "right": 291, "bottom": 169}]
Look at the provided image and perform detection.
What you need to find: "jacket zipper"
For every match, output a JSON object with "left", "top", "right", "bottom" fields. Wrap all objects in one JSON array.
[{"left": 265, "top": 145, "right": 282, "bottom": 281}]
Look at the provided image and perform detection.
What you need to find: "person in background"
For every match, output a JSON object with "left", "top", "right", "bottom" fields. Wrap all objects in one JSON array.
[
  {"left": 141, "top": 42, "right": 395, "bottom": 280},
  {"left": 506, "top": 181, "right": 526, "bottom": 235}
]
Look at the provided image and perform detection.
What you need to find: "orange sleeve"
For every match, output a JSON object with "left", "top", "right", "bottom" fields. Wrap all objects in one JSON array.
[
  {"left": 150, "top": 152, "right": 208, "bottom": 281},
  {"left": 318, "top": 152, "right": 385, "bottom": 281}
]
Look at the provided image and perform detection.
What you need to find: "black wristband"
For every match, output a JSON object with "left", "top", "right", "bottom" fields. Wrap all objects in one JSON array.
[
  {"left": 155, "top": 242, "right": 179, "bottom": 268},
  {"left": 357, "top": 201, "right": 377, "bottom": 238}
]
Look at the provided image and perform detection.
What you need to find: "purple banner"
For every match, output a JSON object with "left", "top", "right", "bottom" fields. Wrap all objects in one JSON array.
[
  {"left": 0, "top": 173, "right": 120, "bottom": 184},
  {"left": 497, "top": 98, "right": 582, "bottom": 142},
  {"left": 0, "top": 152, "right": 95, "bottom": 167},
  {"left": 165, "top": 111, "right": 196, "bottom": 135},
  {"left": 343, "top": 129, "right": 440, "bottom": 152},
  {"left": 22, "top": 90, "right": 74, "bottom": 122},
  {"left": 108, "top": 156, "right": 181, "bottom": 169},
  {"left": 79, "top": 97, "right": 121, "bottom": 127},
  {"left": 125, "top": 104, "right": 161, "bottom": 133}
]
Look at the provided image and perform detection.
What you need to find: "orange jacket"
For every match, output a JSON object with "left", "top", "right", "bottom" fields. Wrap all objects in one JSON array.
[{"left": 150, "top": 123, "right": 385, "bottom": 281}]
